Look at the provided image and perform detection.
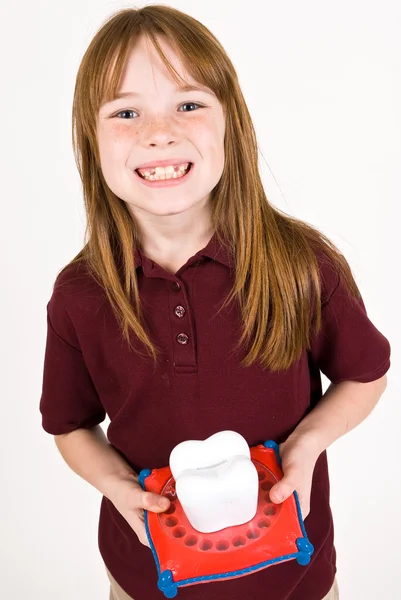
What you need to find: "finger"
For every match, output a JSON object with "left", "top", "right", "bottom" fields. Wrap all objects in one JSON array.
[
  {"left": 127, "top": 511, "right": 151, "bottom": 547},
  {"left": 142, "top": 491, "right": 170, "bottom": 513},
  {"left": 302, "top": 507, "right": 310, "bottom": 520},
  {"left": 269, "top": 478, "right": 297, "bottom": 504},
  {"left": 134, "top": 518, "right": 151, "bottom": 547},
  {"left": 138, "top": 530, "right": 150, "bottom": 547}
]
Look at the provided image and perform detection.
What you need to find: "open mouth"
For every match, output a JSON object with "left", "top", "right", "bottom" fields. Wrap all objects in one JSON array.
[{"left": 135, "top": 162, "right": 193, "bottom": 181}]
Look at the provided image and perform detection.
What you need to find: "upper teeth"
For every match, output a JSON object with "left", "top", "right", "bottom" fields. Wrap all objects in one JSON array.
[
  {"left": 169, "top": 430, "right": 259, "bottom": 533},
  {"left": 137, "top": 162, "right": 190, "bottom": 176}
]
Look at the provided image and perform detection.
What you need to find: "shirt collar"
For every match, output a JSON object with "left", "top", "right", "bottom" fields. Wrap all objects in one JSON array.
[{"left": 133, "top": 230, "right": 233, "bottom": 270}]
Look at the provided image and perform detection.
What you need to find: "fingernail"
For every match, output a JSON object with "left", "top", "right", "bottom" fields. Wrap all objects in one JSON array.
[{"left": 272, "top": 489, "right": 284, "bottom": 502}]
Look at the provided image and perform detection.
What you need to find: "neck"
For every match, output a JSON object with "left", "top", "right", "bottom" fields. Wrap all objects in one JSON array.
[{"left": 132, "top": 203, "right": 215, "bottom": 274}]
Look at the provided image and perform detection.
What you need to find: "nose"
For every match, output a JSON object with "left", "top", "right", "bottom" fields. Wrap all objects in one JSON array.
[
  {"left": 141, "top": 118, "right": 179, "bottom": 147},
  {"left": 149, "top": 139, "right": 175, "bottom": 147}
]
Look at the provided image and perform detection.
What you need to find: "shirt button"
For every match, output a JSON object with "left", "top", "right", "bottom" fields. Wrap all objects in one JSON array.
[
  {"left": 172, "top": 281, "right": 181, "bottom": 291},
  {"left": 174, "top": 305, "right": 186, "bottom": 318},
  {"left": 191, "top": 260, "right": 202, "bottom": 267},
  {"left": 176, "top": 333, "right": 189, "bottom": 345}
]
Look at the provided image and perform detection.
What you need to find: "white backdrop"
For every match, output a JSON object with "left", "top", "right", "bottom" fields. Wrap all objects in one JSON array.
[{"left": 1, "top": 0, "right": 400, "bottom": 598}]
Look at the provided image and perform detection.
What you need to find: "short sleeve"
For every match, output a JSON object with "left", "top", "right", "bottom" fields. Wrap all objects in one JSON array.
[
  {"left": 308, "top": 256, "right": 391, "bottom": 384},
  {"left": 39, "top": 294, "right": 106, "bottom": 435}
]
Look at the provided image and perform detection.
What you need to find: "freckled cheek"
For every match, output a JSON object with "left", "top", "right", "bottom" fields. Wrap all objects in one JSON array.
[
  {"left": 186, "top": 119, "right": 224, "bottom": 161},
  {"left": 107, "top": 125, "right": 141, "bottom": 154},
  {"left": 110, "top": 122, "right": 140, "bottom": 138},
  {"left": 98, "top": 125, "right": 139, "bottom": 164}
]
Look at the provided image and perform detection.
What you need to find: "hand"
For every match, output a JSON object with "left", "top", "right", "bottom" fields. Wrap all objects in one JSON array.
[
  {"left": 107, "top": 472, "right": 171, "bottom": 547},
  {"left": 268, "top": 434, "right": 321, "bottom": 520}
]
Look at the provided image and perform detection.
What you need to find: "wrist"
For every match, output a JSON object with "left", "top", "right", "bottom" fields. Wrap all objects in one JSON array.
[
  {"left": 102, "top": 469, "right": 139, "bottom": 503},
  {"left": 285, "top": 427, "right": 324, "bottom": 460}
]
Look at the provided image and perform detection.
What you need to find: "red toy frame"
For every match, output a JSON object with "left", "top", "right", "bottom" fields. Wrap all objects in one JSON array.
[{"left": 138, "top": 440, "right": 314, "bottom": 598}]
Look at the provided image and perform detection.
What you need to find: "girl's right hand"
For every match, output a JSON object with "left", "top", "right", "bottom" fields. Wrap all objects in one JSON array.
[{"left": 107, "top": 472, "right": 171, "bottom": 547}]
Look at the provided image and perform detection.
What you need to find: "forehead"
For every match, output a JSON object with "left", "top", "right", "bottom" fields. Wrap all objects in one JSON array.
[
  {"left": 129, "top": 34, "right": 185, "bottom": 70},
  {"left": 111, "top": 34, "right": 192, "bottom": 92},
  {"left": 100, "top": 34, "right": 217, "bottom": 109}
]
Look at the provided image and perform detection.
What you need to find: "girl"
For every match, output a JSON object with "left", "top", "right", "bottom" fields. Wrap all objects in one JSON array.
[{"left": 39, "top": 5, "right": 390, "bottom": 600}]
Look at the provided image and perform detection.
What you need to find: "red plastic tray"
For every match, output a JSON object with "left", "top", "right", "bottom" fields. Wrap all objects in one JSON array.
[{"left": 139, "top": 440, "right": 314, "bottom": 598}]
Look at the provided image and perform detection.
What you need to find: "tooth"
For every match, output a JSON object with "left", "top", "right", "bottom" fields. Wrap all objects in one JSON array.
[
  {"left": 155, "top": 165, "right": 175, "bottom": 174},
  {"left": 169, "top": 430, "right": 259, "bottom": 533}
]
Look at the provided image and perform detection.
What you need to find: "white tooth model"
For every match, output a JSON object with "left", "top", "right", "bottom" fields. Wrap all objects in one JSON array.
[{"left": 169, "top": 430, "right": 259, "bottom": 533}]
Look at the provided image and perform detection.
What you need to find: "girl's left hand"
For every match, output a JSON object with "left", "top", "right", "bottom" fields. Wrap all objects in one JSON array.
[{"left": 268, "top": 433, "right": 321, "bottom": 520}]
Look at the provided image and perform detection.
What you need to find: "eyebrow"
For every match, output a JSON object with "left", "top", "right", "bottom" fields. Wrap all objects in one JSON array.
[{"left": 102, "top": 84, "right": 216, "bottom": 105}]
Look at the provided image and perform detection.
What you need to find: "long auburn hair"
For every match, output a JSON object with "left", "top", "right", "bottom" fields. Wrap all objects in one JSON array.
[{"left": 59, "top": 4, "right": 361, "bottom": 371}]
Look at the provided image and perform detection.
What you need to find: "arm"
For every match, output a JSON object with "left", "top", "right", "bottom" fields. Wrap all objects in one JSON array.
[
  {"left": 290, "top": 374, "right": 388, "bottom": 455},
  {"left": 54, "top": 425, "right": 170, "bottom": 547},
  {"left": 54, "top": 425, "right": 138, "bottom": 501},
  {"left": 269, "top": 374, "right": 388, "bottom": 513}
]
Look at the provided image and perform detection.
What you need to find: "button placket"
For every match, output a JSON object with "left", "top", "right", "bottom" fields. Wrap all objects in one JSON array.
[{"left": 168, "top": 276, "right": 197, "bottom": 370}]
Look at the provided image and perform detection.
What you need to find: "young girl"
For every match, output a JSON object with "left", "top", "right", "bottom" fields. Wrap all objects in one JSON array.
[{"left": 39, "top": 5, "right": 390, "bottom": 600}]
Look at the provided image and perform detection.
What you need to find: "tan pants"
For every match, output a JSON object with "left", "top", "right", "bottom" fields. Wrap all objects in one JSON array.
[{"left": 106, "top": 567, "right": 339, "bottom": 600}]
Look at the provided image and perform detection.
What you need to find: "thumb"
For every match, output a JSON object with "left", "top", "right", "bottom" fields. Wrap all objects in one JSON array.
[
  {"left": 143, "top": 492, "right": 170, "bottom": 512},
  {"left": 269, "top": 479, "right": 295, "bottom": 504}
]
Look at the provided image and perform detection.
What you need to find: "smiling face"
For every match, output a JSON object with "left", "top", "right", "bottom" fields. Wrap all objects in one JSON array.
[{"left": 96, "top": 34, "right": 226, "bottom": 221}]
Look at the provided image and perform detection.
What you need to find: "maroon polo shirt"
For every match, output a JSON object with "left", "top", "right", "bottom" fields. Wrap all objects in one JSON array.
[{"left": 39, "top": 231, "right": 391, "bottom": 600}]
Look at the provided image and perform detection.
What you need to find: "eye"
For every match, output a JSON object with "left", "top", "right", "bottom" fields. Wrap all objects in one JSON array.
[
  {"left": 114, "top": 109, "right": 138, "bottom": 119},
  {"left": 178, "top": 102, "right": 203, "bottom": 112},
  {"left": 113, "top": 102, "right": 203, "bottom": 119}
]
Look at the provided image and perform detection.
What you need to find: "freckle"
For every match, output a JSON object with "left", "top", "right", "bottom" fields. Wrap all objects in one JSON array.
[
  {"left": 111, "top": 123, "right": 138, "bottom": 138},
  {"left": 189, "top": 115, "right": 205, "bottom": 123}
]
